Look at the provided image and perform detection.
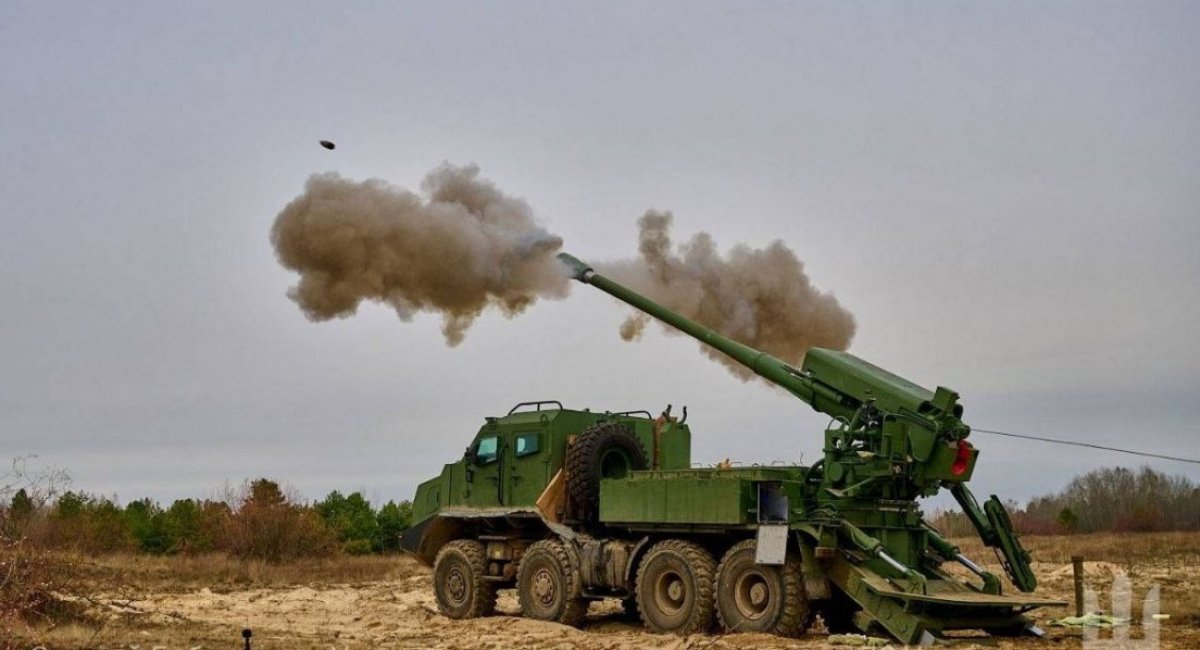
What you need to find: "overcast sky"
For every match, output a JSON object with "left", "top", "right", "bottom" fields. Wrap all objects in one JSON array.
[{"left": 2, "top": 1, "right": 1197, "bottom": 509}]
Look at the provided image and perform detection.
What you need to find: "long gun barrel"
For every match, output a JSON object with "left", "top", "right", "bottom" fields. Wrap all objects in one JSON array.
[
  {"left": 557, "top": 252, "right": 960, "bottom": 432},
  {"left": 557, "top": 253, "right": 855, "bottom": 417}
]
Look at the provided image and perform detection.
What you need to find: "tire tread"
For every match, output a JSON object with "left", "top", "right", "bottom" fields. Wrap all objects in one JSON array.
[
  {"left": 635, "top": 539, "right": 717, "bottom": 635},
  {"left": 434, "top": 539, "right": 497, "bottom": 618},
  {"left": 517, "top": 538, "right": 588, "bottom": 627},
  {"left": 564, "top": 423, "right": 647, "bottom": 522},
  {"left": 715, "top": 539, "right": 812, "bottom": 636}
]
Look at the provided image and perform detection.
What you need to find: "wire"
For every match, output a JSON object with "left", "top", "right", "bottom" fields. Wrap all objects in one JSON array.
[{"left": 972, "top": 428, "right": 1200, "bottom": 465}]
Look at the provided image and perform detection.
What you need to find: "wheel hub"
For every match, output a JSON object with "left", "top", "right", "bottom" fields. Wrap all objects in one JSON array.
[
  {"left": 749, "top": 582, "right": 767, "bottom": 606},
  {"left": 447, "top": 568, "right": 467, "bottom": 603},
  {"left": 734, "top": 570, "right": 772, "bottom": 619},
  {"left": 655, "top": 570, "right": 688, "bottom": 614},
  {"left": 667, "top": 579, "right": 683, "bottom": 601},
  {"left": 533, "top": 568, "right": 557, "bottom": 605}
]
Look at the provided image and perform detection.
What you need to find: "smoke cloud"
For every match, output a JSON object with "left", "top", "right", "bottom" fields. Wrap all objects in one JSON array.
[
  {"left": 598, "top": 211, "right": 856, "bottom": 379},
  {"left": 270, "top": 164, "right": 568, "bottom": 345},
  {"left": 271, "top": 164, "right": 855, "bottom": 376}
]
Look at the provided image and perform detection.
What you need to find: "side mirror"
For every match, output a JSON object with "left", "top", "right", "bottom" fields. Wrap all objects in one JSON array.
[{"left": 463, "top": 443, "right": 478, "bottom": 465}]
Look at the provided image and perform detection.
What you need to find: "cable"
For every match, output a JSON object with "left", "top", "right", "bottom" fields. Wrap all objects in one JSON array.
[{"left": 972, "top": 428, "right": 1200, "bottom": 465}]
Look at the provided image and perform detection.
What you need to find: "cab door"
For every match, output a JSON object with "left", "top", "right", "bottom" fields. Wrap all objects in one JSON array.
[
  {"left": 504, "top": 426, "right": 550, "bottom": 506},
  {"left": 465, "top": 433, "right": 504, "bottom": 507}
]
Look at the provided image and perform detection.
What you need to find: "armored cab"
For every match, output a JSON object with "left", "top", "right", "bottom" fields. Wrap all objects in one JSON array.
[{"left": 401, "top": 402, "right": 691, "bottom": 564}]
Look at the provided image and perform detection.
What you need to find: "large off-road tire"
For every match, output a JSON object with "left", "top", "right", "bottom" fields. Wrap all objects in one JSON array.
[
  {"left": 434, "top": 539, "right": 497, "bottom": 619},
  {"left": 517, "top": 539, "right": 588, "bottom": 627},
  {"left": 715, "top": 539, "right": 812, "bottom": 636},
  {"left": 565, "top": 422, "right": 648, "bottom": 522},
  {"left": 635, "top": 539, "right": 717, "bottom": 635}
]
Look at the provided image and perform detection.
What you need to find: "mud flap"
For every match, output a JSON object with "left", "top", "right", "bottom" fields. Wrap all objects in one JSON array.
[{"left": 755, "top": 524, "right": 789, "bottom": 564}]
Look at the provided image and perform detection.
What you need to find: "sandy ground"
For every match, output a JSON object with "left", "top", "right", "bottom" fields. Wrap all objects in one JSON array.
[{"left": 73, "top": 556, "right": 1194, "bottom": 650}]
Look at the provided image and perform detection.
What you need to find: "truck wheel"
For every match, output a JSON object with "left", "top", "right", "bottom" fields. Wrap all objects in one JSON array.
[
  {"left": 517, "top": 539, "right": 587, "bottom": 626},
  {"left": 565, "top": 422, "right": 648, "bottom": 522},
  {"left": 715, "top": 539, "right": 812, "bottom": 636},
  {"left": 434, "top": 540, "right": 497, "bottom": 619},
  {"left": 635, "top": 539, "right": 716, "bottom": 635}
]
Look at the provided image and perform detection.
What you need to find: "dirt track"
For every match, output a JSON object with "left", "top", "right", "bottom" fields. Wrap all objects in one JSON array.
[{"left": 93, "top": 556, "right": 1193, "bottom": 650}]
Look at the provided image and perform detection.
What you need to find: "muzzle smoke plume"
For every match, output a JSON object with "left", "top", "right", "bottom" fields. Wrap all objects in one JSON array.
[
  {"left": 270, "top": 164, "right": 568, "bottom": 345},
  {"left": 599, "top": 211, "right": 855, "bottom": 379},
  {"left": 271, "top": 164, "right": 855, "bottom": 376}
]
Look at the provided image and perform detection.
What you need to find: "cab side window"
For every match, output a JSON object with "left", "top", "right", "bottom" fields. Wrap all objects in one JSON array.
[
  {"left": 475, "top": 436, "right": 499, "bottom": 464},
  {"left": 515, "top": 432, "right": 540, "bottom": 458}
]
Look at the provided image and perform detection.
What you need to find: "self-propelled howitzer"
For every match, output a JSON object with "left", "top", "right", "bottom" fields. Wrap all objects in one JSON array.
[
  {"left": 397, "top": 253, "right": 1063, "bottom": 646},
  {"left": 557, "top": 253, "right": 1052, "bottom": 627}
]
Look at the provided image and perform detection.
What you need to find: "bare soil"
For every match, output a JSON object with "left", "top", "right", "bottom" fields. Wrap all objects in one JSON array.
[{"left": 13, "top": 533, "right": 1199, "bottom": 649}]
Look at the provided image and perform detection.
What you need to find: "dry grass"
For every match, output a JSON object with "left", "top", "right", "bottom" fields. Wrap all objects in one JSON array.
[
  {"left": 953, "top": 530, "right": 1200, "bottom": 568},
  {"left": 5, "top": 619, "right": 237, "bottom": 650},
  {"left": 950, "top": 531, "right": 1200, "bottom": 626},
  {"left": 7, "top": 553, "right": 423, "bottom": 650},
  {"left": 74, "top": 551, "right": 421, "bottom": 593}
]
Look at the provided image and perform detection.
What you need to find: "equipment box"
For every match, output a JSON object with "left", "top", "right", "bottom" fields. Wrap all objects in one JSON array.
[{"left": 599, "top": 467, "right": 801, "bottom": 526}]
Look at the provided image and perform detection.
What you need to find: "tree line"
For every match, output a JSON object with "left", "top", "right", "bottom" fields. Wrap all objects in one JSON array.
[
  {"left": 2, "top": 477, "right": 412, "bottom": 562},
  {"left": 930, "top": 465, "right": 1200, "bottom": 536},
  {"left": 6, "top": 465, "right": 1197, "bottom": 561}
]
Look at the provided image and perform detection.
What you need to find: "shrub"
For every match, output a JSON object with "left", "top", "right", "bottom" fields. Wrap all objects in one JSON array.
[
  {"left": 0, "top": 537, "right": 81, "bottom": 625},
  {"left": 0, "top": 460, "right": 81, "bottom": 629},
  {"left": 46, "top": 492, "right": 133, "bottom": 553},
  {"left": 225, "top": 479, "right": 336, "bottom": 562},
  {"left": 342, "top": 539, "right": 374, "bottom": 556}
]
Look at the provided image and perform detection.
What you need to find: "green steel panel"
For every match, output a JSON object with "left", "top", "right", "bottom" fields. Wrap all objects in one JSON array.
[
  {"left": 802, "top": 348, "right": 934, "bottom": 415},
  {"left": 599, "top": 475, "right": 754, "bottom": 524}
]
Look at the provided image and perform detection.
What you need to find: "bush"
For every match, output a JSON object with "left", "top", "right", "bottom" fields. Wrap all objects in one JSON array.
[
  {"left": 46, "top": 492, "right": 133, "bottom": 553},
  {"left": 0, "top": 460, "right": 82, "bottom": 628},
  {"left": 342, "top": 539, "right": 374, "bottom": 556},
  {"left": 225, "top": 479, "right": 337, "bottom": 562},
  {"left": 1057, "top": 507, "right": 1079, "bottom": 533},
  {"left": 0, "top": 537, "right": 82, "bottom": 625}
]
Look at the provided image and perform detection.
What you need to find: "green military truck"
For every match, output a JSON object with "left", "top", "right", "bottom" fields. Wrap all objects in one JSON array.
[{"left": 399, "top": 253, "right": 1063, "bottom": 645}]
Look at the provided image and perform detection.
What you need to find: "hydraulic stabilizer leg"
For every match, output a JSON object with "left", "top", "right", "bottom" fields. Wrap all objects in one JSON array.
[
  {"left": 925, "top": 525, "right": 1003, "bottom": 594},
  {"left": 950, "top": 484, "right": 1038, "bottom": 592}
]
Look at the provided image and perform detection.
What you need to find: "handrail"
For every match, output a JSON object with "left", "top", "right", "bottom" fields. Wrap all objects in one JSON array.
[
  {"left": 507, "top": 400, "right": 565, "bottom": 415},
  {"left": 610, "top": 410, "right": 654, "bottom": 419}
]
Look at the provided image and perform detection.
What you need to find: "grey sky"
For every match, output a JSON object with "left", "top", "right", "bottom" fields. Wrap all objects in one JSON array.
[{"left": 2, "top": 1, "right": 1197, "bottom": 508}]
